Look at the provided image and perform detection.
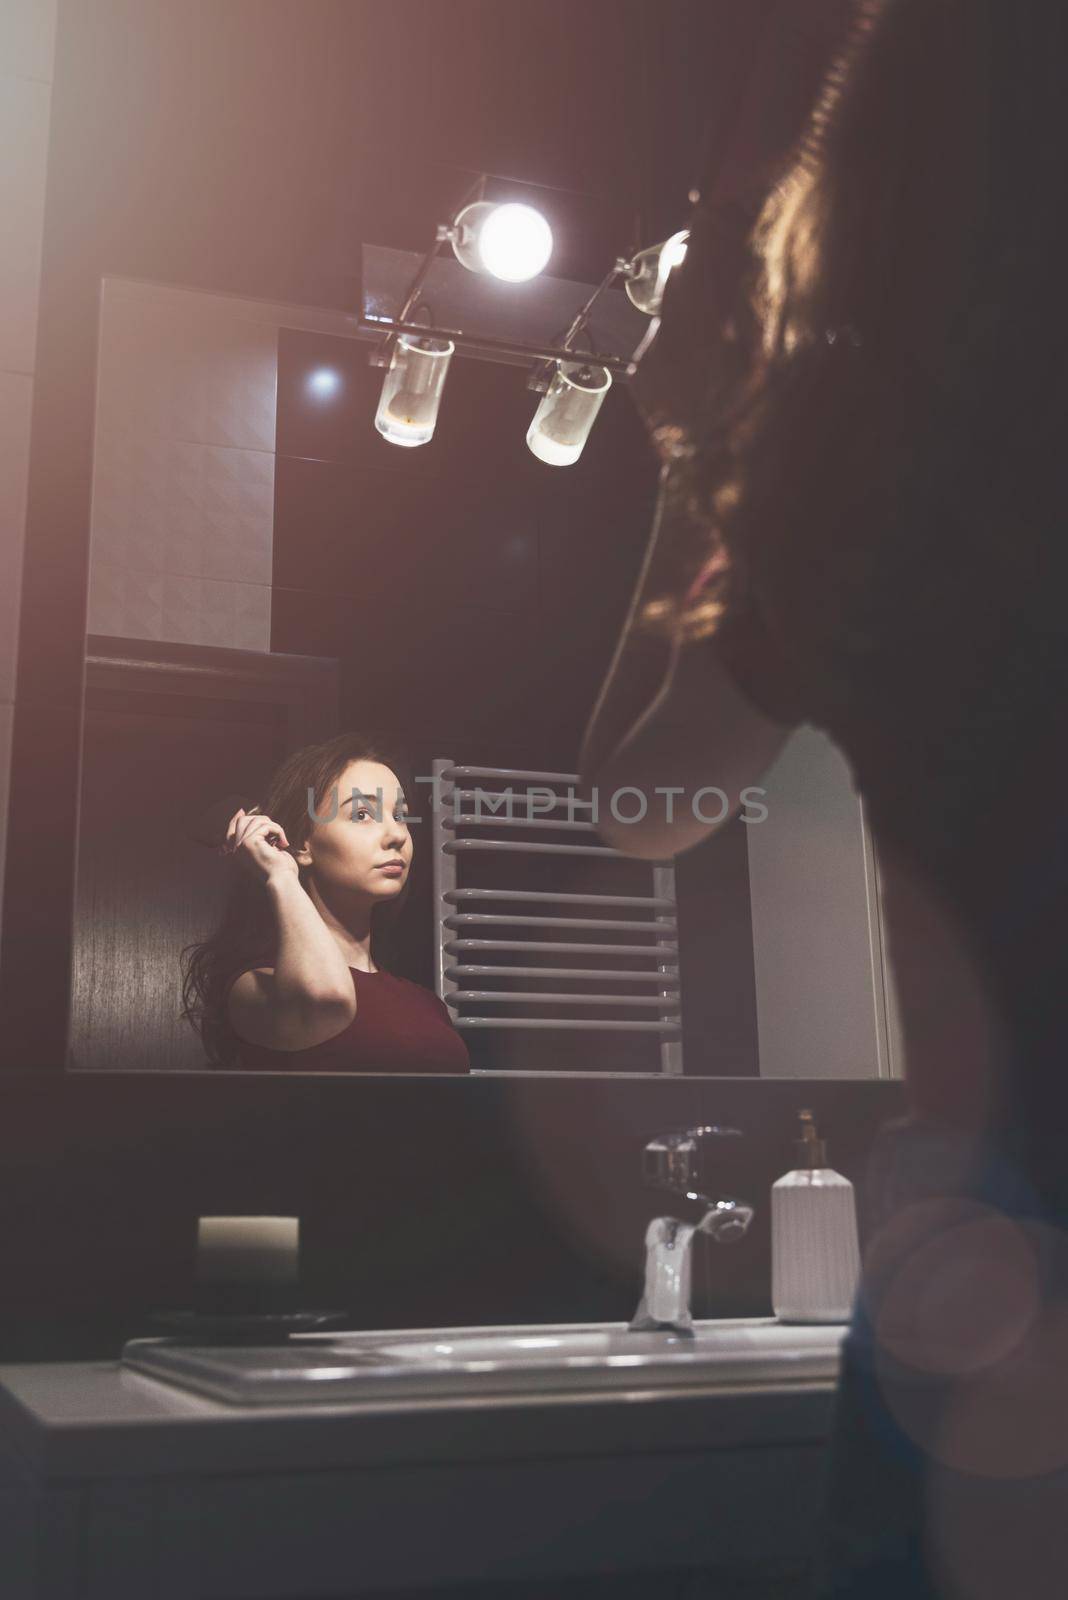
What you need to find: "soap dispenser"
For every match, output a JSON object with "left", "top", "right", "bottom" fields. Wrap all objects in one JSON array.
[{"left": 771, "top": 1109, "right": 860, "bottom": 1323}]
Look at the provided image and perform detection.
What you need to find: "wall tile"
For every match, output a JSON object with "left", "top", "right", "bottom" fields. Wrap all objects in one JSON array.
[
  {"left": 86, "top": 567, "right": 271, "bottom": 651},
  {"left": 270, "top": 583, "right": 366, "bottom": 661},
  {"left": 159, "top": 574, "right": 270, "bottom": 651},
  {"left": 232, "top": 579, "right": 273, "bottom": 650},
  {"left": 86, "top": 564, "right": 164, "bottom": 641},
  {"left": 0, "top": 370, "right": 33, "bottom": 701},
  {"left": 0, "top": 0, "right": 58, "bottom": 84},
  {"left": 94, "top": 287, "right": 277, "bottom": 453},
  {"left": 0, "top": 72, "right": 51, "bottom": 374},
  {"left": 198, "top": 445, "right": 275, "bottom": 582},
  {"left": 90, "top": 433, "right": 198, "bottom": 576},
  {"left": 88, "top": 285, "right": 277, "bottom": 649},
  {"left": 272, "top": 456, "right": 537, "bottom": 612},
  {"left": 91, "top": 433, "right": 274, "bottom": 585}
]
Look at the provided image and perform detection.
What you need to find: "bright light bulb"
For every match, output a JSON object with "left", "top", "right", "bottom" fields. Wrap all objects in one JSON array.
[{"left": 475, "top": 203, "right": 553, "bottom": 282}]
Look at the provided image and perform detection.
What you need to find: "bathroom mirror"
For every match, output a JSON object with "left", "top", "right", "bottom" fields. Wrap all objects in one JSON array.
[
  {"left": 73, "top": 261, "right": 902, "bottom": 1079},
  {"left": 4, "top": 1, "right": 896, "bottom": 1079}
]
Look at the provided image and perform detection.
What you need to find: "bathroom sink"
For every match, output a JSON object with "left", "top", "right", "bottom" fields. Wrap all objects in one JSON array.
[
  {"left": 121, "top": 1317, "right": 846, "bottom": 1406},
  {"left": 359, "top": 1319, "right": 841, "bottom": 1377}
]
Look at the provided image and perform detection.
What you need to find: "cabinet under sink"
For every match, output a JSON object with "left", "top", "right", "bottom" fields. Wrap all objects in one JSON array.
[{"left": 2, "top": 1318, "right": 846, "bottom": 1599}]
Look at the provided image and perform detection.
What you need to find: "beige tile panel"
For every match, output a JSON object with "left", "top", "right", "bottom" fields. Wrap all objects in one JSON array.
[
  {"left": 94, "top": 286, "right": 278, "bottom": 453},
  {"left": 86, "top": 564, "right": 164, "bottom": 641},
  {"left": 90, "top": 433, "right": 274, "bottom": 584},
  {"left": 87, "top": 562, "right": 270, "bottom": 651},
  {"left": 158, "top": 572, "right": 270, "bottom": 650}
]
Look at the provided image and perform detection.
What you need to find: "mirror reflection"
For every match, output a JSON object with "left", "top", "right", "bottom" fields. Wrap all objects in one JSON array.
[
  {"left": 68, "top": 3, "right": 899, "bottom": 1080},
  {"left": 183, "top": 752, "right": 478, "bottom": 1074}
]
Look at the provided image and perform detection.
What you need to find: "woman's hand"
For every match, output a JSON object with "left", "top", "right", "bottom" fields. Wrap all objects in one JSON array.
[{"left": 220, "top": 807, "right": 297, "bottom": 883}]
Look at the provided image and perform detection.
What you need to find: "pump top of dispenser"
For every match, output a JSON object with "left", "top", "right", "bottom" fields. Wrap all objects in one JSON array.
[{"left": 794, "top": 1109, "right": 828, "bottom": 1169}]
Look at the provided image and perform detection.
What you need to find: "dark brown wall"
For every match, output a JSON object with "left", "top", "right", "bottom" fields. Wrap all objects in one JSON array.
[{"left": 0, "top": 1071, "right": 905, "bottom": 1362}]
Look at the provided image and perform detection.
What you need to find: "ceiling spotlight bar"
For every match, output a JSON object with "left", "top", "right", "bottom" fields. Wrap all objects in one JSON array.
[
  {"left": 362, "top": 173, "right": 689, "bottom": 453},
  {"left": 368, "top": 313, "right": 637, "bottom": 377},
  {"left": 371, "top": 175, "right": 587, "bottom": 448}
]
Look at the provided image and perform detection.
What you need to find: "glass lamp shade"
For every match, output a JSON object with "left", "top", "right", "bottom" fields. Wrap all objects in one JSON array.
[
  {"left": 374, "top": 335, "right": 455, "bottom": 448},
  {"left": 624, "top": 229, "right": 690, "bottom": 316},
  {"left": 450, "top": 200, "right": 553, "bottom": 282},
  {"left": 526, "top": 360, "right": 611, "bottom": 467}
]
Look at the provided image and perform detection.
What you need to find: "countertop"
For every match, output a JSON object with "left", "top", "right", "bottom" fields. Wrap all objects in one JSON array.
[{"left": 0, "top": 1325, "right": 840, "bottom": 1482}]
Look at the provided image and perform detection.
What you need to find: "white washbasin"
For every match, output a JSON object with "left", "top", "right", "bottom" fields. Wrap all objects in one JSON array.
[
  {"left": 121, "top": 1317, "right": 846, "bottom": 1406},
  {"left": 361, "top": 1319, "right": 842, "bottom": 1377}
]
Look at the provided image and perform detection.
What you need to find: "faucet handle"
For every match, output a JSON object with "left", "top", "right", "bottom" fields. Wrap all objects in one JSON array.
[
  {"left": 698, "top": 1197, "right": 755, "bottom": 1244},
  {"left": 642, "top": 1125, "right": 742, "bottom": 1205}
]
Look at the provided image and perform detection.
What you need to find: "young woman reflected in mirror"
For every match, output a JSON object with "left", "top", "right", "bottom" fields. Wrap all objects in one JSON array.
[{"left": 181, "top": 734, "right": 470, "bottom": 1074}]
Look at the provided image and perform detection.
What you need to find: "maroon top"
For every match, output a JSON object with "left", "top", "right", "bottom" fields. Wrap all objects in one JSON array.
[{"left": 224, "top": 963, "right": 471, "bottom": 1074}]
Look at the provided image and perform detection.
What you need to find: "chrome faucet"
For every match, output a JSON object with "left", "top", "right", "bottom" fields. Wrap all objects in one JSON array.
[{"left": 628, "top": 1126, "right": 755, "bottom": 1336}]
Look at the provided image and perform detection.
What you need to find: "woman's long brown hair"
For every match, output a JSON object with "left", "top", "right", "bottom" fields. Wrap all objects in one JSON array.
[
  {"left": 634, "top": 0, "right": 1062, "bottom": 706},
  {"left": 180, "top": 732, "right": 415, "bottom": 1067}
]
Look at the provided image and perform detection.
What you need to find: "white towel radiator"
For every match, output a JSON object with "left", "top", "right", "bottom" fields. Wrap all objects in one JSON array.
[{"left": 430, "top": 758, "right": 683, "bottom": 1074}]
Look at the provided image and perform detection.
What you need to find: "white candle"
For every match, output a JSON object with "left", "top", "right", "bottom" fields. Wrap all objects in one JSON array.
[{"left": 196, "top": 1216, "right": 300, "bottom": 1286}]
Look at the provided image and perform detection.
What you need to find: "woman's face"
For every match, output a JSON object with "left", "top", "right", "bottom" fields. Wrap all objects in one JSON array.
[{"left": 299, "top": 759, "right": 413, "bottom": 899}]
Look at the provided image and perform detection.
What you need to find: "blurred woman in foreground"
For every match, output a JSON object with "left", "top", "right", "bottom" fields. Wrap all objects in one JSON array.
[{"left": 581, "top": 3, "right": 1068, "bottom": 1593}]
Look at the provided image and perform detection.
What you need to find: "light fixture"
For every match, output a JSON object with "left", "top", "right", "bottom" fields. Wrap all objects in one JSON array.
[
  {"left": 526, "top": 359, "right": 612, "bottom": 466},
  {"left": 450, "top": 200, "right": 553, "bottom": 283},
  {"left": 363, "top": 174, "right": 658, "bottom": 456},
  {"left": 373, "top": 333, "right": 455, "bottom": 448},
  {"left": 623, "top": 228, "right": 689, "bottom": 316}
]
